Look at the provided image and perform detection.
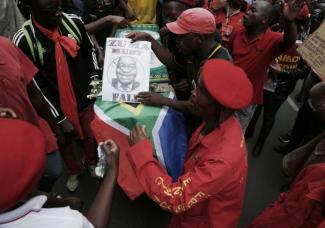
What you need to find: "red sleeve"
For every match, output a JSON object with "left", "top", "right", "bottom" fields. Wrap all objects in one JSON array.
[
  {"left": 127, "top": 139, "right": 233, "bottom": 214},
  {"left": 16, "top": 45, "right": 38, "bottom": 85}
]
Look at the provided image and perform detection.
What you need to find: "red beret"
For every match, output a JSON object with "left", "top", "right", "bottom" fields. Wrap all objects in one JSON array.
[
  {"left": 0, "top": 118, "right": 46, "bottom": 213},
  {"left": 202, "top": 59, "right": 253, "bottom": 109}
]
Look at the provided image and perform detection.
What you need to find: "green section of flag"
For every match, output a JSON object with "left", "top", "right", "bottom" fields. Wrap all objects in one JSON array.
[{"left": 115, "top": 24, "right": 169, "bottom": 83}]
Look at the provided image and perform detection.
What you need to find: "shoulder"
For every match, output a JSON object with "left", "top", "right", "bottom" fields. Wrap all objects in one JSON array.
[
  {"left": 215, "top": 46, "right": 233, "bottom": 62},
  {"left": 12, "top": 29, "right": 28, "bottom": 47},
  {"left": 64, "top": 13, "right": 85, "bottom": 27}
]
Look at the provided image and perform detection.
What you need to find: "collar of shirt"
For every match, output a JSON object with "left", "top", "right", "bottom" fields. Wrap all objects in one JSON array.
[
  {"left": 0, "top": 195, "right": 47, "bottom": 225},
  {"left": 242, "top": 28, "right": 270, "bottom": 45},
  {"left": 189, "top": 115, "right": 235, "bottom": 151}
]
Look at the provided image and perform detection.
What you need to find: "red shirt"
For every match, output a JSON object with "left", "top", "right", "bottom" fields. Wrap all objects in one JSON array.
[
  {"left": 0, "top": 37, "right": 58, "bottom": 153},
  {"left": 221, "top": 11, "right": 245, "bottom": 44},
  {"left": 249, "top": 163, "right": 325, "bottom": 228},
  {"left": 128, "top": 115, "right": 247, "bottom": 228},
  {"left": 229, "top": 27, "right": 283, "bottom": 104},
  {"left": 318, "top": 220, "right": 325, "bottom": 228}
]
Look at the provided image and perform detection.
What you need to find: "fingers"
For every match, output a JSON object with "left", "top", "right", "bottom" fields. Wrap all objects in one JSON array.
[
  {"left": 134, "top": 123, "right": 148, "bottom": 138},
  {"left": 103, "top": 139, "right": 119, "bottom": 153}
]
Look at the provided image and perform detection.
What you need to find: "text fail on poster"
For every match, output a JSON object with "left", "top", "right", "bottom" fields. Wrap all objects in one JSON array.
[{"left": 102, "top": 38, "right": 151, "bottom": 103}]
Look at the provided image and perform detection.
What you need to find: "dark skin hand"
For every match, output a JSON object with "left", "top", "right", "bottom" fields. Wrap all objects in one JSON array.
[
  {"left": 86, "top": 139, "right": 119, "bottom": 228},
  {"left": 129, "top": 123, "right": 149, "bottom": 146},
  {"left": 59, "top": 118, "right": 78, "bottom": 138},
  {"left": 119, "top": 0, "right": 138, "bottom": 21},
  {"left": 127, "top": 32, "right": 176, "bottom": 70},
  {"left": 135, "top": 92, "right": 166, "bottom": 106},
  {"left": 0, "top": 108, "right": 17, "bottom": 119}
]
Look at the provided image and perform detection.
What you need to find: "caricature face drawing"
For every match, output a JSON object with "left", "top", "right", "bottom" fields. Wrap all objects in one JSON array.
[{"left": 112, "top": 56, "right": 140, "bottom": 92}]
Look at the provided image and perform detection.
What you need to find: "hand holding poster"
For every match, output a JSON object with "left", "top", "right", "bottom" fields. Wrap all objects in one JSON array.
[{"left": 102, "top": 38, "right": 151, "bottom": 102}]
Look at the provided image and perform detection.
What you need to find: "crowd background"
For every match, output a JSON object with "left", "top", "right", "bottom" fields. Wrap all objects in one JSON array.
[{"left": 1, "top": 0, "right": 325, "bottom": 227}]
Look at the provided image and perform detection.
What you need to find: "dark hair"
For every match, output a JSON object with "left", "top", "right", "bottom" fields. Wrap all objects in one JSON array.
[{"left": 163, "top": 0, "right": 192, "bottom": 9}]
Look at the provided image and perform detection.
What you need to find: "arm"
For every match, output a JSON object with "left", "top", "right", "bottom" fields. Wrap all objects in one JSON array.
[
  {"left": 27, "top": 80, "right": 65, "bottom": 146},
  {"left": 127, "top": 32, "right": 178, "bottom": 70},
  {"left": 128, "top": 125, "right": 232, "bottom": 214},
  {"left": 278, "top": 1, "right": 301, "bottom": 52},
  {"left": 86, "top": 140, "right": 119, "bottom": 228},
  {"left": 85, "top": 15, "right": 130, "bottom": 34},
  {"left": 136, "top": 92, "right": 194, "bottom": 113},
  {"left": 119, "top": 0, "right": 137, "bottom": 20}
]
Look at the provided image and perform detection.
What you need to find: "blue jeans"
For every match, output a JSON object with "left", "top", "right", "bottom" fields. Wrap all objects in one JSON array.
[{"left": 38, "top": 151, "right": 63, "bottom": 192}]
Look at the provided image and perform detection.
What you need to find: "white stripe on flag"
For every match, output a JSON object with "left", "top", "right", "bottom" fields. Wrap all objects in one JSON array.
[
  {"left": 152, "top": 92, "right": 175, "bottom": 169},
  {"left": 94, "top": 104, "right": 130, "bottom": 135}
]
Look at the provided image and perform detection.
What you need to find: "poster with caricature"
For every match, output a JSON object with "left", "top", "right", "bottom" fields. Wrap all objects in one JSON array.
[{"left": 102, "top": 38, "right": 151, "bottom": 102}]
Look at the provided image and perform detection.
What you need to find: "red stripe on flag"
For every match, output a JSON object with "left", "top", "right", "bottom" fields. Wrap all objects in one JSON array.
[{"left": 91, "top": 116, "right": 144, "bottom": 199}]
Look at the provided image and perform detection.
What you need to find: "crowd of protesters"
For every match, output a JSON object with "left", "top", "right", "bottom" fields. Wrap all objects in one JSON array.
[{"left": 0, "top": 0, "right": 325, "bottom": 227}]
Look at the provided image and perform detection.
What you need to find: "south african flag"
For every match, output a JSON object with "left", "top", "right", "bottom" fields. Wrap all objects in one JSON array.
[{"left": 91, "top": 93, "right": 188, "bottom": 199}]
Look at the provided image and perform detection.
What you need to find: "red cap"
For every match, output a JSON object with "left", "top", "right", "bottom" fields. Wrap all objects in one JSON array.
[
  {"left": 202, "top": 59, "right": 253, "bottom": 109},
  {"left": 297, "top": 4, "right": 309, "bottom": 20},
  {"left": 166, "top": 8, "right": 216, "bottom": 34},
  {"left": 0, "top": 118, "right": 46, "bottom": 212}
]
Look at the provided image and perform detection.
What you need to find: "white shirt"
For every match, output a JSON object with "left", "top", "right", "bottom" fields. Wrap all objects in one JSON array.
[{"left": 0, "top": 196, "right": 94, "bottom": 228}]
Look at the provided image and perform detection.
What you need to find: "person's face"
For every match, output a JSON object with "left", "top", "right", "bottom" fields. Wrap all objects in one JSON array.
[
  {"left": 189, "top": 78, "right": 216, "bottom": 117},
  {"left": 243, "top": 2, "right": 266, "bottom": 28},
  {"left": 176, "top": 33, "right": 200, "bottom": 56},
  {"left": 32, "top": 0, "right": 62, "bottom": 28},
  {"left": 163, "top": 2, "right": 184, "bottom": 23},
  {"left": 116, "top": 57, "right": 137, "bottom": 84}
]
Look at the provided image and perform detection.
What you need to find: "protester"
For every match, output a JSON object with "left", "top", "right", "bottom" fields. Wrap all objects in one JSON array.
[
  {"left": 0, "top": 36, "right": 63, "bottom": 192},
  {"left": 0, "top": 118, "right": 119, "bottom": 228},
  {"left": 119, "top": 0, "right": 159, "bottom": 24},
  {"left": 127, "top": 59, "right": 253, "bottom": 227},
  {"left": 245, "top": 11, "right": 311, "bottom": 156},
  {"left": 13, "top": 0, "right": 100, "bottom": 192},
  {"left": 227, "top": 0, "right": 301, "bottom": 131}
]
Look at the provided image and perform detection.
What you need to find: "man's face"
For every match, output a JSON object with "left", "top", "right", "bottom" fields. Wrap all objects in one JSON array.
[
  {"left": 243, "top": 2, "right": 266, "bottom": 28},
  {"left": 32, "top": 0, "right": 62, "bottom": 28},
  {"left": 116, "top": 57, "right": 137, "bottom": 84},
  {"left": 189, "top": 78, "right": 216, "bottom": 117},
  {"left": 176, "top": 33, "right": 199, "bottom": 56}
]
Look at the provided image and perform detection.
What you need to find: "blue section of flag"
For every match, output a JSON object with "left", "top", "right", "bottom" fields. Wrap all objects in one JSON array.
[{"left": 159, "top": 107, "right": 188, "bottom": 180}]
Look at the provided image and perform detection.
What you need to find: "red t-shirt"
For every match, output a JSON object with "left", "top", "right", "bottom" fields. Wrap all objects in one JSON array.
[
  {"left": 128, "top": 115, "right": 247, "bottom": 228},
  {"left": 229, "top": 27, "right": 284, "bottom": 104},
  {"left": 0, "top": 37, "right": 58, "bottom": 153}
]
